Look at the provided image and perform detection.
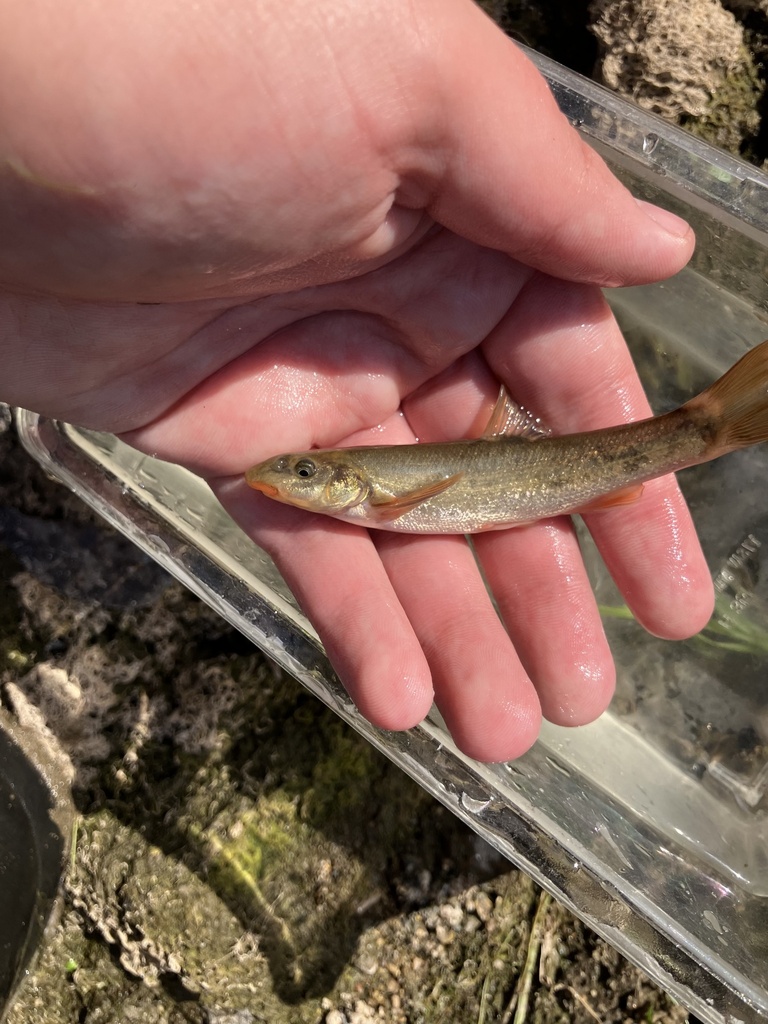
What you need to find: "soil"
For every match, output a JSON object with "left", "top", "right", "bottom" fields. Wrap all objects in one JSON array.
[{"left": 5, "top": 2, "right": 768, "bottom": 1022}]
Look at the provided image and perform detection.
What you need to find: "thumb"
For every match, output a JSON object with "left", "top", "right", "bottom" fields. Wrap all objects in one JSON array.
[{"left": 408, "top": 0, "right": 693, "bottom": 287}]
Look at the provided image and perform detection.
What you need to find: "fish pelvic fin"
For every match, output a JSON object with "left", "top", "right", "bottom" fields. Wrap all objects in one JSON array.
[
  {"left": 689, "top": 339, "right": 768, "bottom": 455},
  {"left": 575, "top": 484, "right": 644, "bottom": 514},
  {"left": 369, "top": 473, "right": 463, "bottom": 523},
  {"left": 483, "top": 386, "right": 549, "bottom": 440}
]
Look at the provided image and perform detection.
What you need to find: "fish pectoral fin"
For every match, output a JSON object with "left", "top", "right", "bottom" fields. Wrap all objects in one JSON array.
[
  {"left": 369, "top": 473, "right": 464, "bottom": 523},
  {"left": 575, "top": 484, "right": 645, "bottom": 514},
  {"left": 483, "top": 385, "right": 549, "bottom": 440}
]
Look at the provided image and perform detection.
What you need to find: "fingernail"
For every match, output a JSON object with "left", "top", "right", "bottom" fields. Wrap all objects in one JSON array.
[{"left": 635, "top": 198, "right": 692, "bottom": 239}]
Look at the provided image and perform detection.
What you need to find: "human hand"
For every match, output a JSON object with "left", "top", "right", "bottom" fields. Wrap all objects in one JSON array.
[{"left": 0, "top": 0, "right": 713, "bottom": 760}]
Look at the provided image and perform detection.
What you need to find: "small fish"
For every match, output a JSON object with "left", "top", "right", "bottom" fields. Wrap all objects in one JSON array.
[{"left": 245, "top": 340, "right": 768, "bottom": 534}]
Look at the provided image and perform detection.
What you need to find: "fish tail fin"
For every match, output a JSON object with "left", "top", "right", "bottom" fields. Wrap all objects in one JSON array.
[{"left": 690, "top": 339, "right": 768, "bottom": 455}]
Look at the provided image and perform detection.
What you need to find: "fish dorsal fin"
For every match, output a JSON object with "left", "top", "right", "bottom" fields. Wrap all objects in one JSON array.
[
  {"left": 575, "top": 484, "right": 644, "bottom": 514},
  {"left": 369, "top": 473, "right": 463, "bottom": 523},
  {"left": 483, "top": 386, "right": 549, "bottom": 439}
]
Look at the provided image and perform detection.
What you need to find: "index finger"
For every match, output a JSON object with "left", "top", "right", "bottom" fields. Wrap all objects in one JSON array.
[{"left": 481, "top": 274, "right": 714, "bottom": 639}]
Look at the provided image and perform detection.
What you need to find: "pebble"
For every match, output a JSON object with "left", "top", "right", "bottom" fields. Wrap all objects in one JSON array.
[
  {"left": 422, "top": 908, "right": 439, "bottom": 931},
  {"left": 349, "top": 1001, "right": 376, "bottom": 1022},
  {"left": 464, "top": 914, "right": 482, "bottom": 935},
  {"left": 474, "top": 892, "right": 494, "bottom": 923},
  {"left": 355, "top": 952, "right": 379, "bottom": 976},
  {"left": 439, "top": 904, "right": 464, "bottom": 930}
]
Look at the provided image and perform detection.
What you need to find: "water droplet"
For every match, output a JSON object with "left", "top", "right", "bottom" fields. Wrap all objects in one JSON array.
[
  {"left": 460, "top": 792, "right": 491, "bottom": 815},
  {"left": 642, "top": 132, "right": 659, "bottom": 155},
  {"left": 146, "top": 534, "right": 171, "bottom": 556},
  {"left": 546, "top": 756, "right": 571, "bottom": 778}
]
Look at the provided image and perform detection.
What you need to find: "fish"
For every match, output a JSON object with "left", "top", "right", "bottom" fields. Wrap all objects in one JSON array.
[{"left": 245, "top": 340, "right": 768, "bottom": 534}]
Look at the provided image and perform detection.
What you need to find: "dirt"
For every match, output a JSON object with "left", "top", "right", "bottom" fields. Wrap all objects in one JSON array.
[{"left": 5, "top": 2, "right": 768, "bottom": 1022}]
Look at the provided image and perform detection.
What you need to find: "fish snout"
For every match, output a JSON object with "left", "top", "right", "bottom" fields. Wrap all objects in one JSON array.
[
  {"left": 248, "top": 478, "right": 280, "bottom": 499},
  {"left": 244, "top": 462, "right": 282, "bottom": 498}
]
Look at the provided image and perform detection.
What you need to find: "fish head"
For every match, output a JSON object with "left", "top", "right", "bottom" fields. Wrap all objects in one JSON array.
[{"left": 245, "top": 451, "right": 372, "bottom": 514}]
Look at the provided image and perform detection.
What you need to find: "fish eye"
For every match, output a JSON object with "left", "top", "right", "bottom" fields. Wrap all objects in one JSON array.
[{"left": 293, "top": 458, "right": 317, "bottom": 479}]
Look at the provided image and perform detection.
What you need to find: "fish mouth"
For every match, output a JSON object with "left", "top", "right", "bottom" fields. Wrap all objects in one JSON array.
[{"left": 248, "top": 479, "right": 280, "bottom": 499}]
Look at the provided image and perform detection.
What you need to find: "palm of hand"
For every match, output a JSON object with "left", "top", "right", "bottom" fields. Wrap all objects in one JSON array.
[
  {"left": 0, "top": 0, "right": 713, "bottom": 760},
  {"left": 9, "top": 227, "right": 703, "bottom": 763}
]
